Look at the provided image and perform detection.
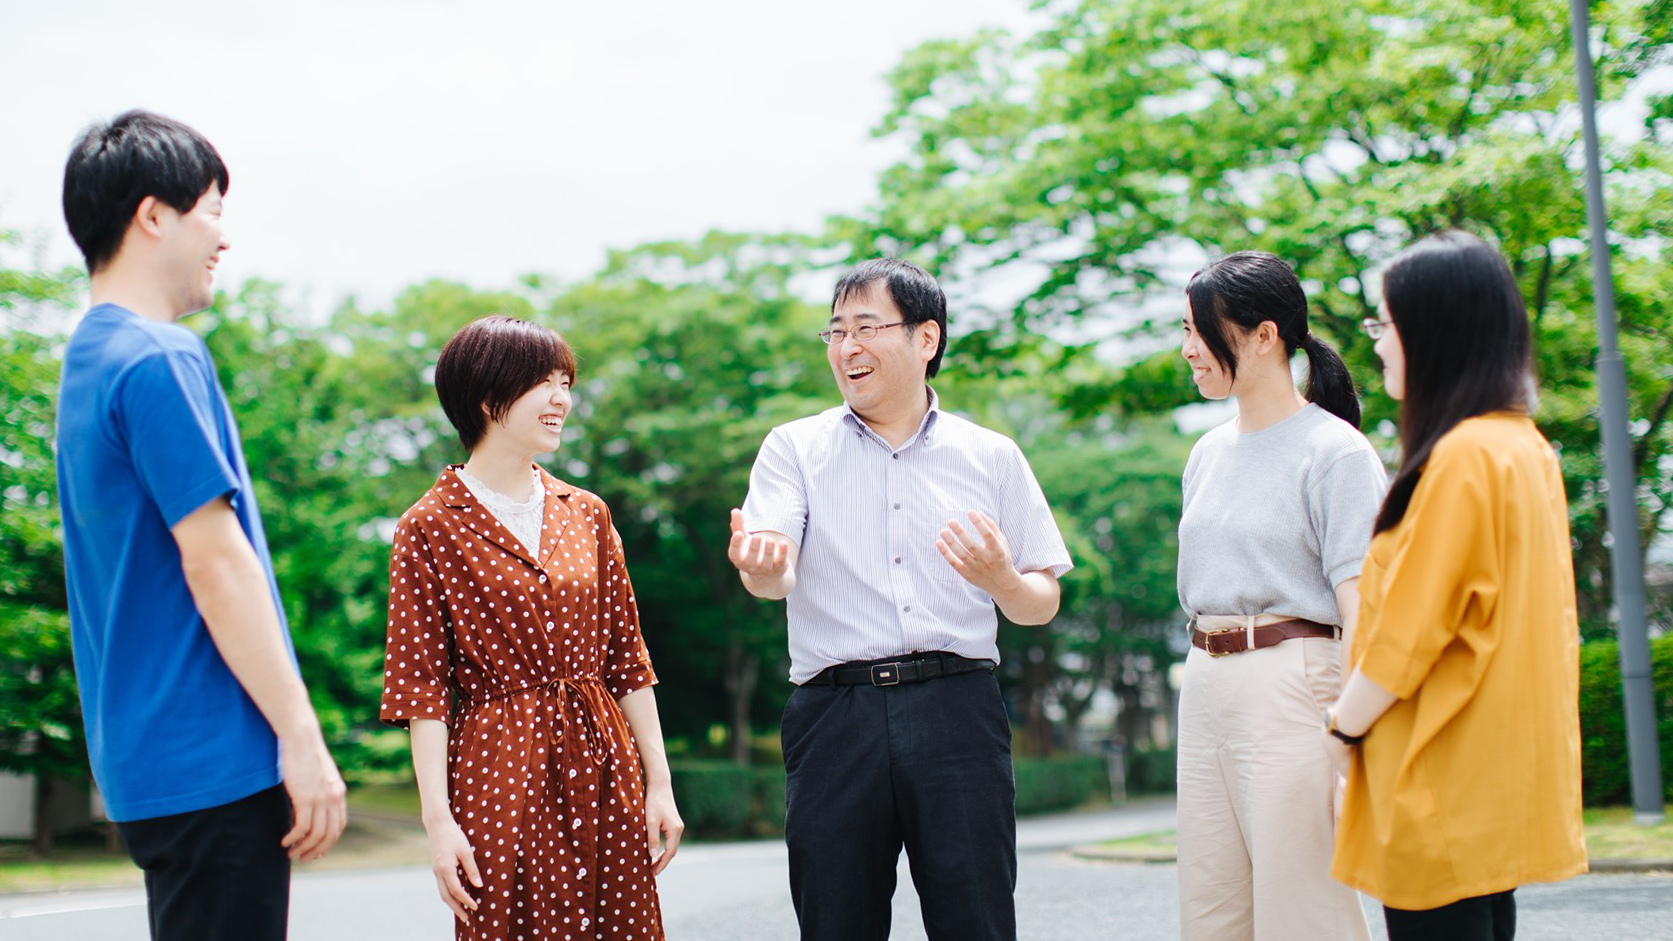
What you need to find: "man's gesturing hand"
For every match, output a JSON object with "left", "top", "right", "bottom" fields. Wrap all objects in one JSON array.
[
  {"left": 728, "top": 509, "right": 797, "bottom": 599},
  {"left": 936, "top": 511, "right": 1017, "bottom": 595},
  {"left": 728, "top": 509, "right": 789, "bottom": 578}
]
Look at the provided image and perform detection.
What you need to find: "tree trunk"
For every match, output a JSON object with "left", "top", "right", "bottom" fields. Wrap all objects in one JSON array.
[
  {"left": 31, "top": 774, "right": 53, "bottom": 856},
  {"left": 1023, "top": 650, "right": 1055, "bottom": 757},
  {"left": 723, "top": 641, "right": 759, "bottom": 766}
]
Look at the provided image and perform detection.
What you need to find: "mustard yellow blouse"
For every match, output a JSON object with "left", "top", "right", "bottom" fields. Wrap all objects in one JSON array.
[{"left": 1332, "top": 414, "right": 1587, "bottom": 910}]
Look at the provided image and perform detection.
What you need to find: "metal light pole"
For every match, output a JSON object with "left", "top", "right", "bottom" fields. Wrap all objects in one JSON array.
[{"left": 1568, "top": 0, "right": 1664, "bottom": 824}]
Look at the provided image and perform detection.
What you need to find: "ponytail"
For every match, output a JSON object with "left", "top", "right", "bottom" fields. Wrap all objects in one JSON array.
[
  {"left": 1186, "top": 252, "right": 1362, "bottom": 429},
  {"left": 1300, "top": 334, "right": 1362, "bottom": 430}
]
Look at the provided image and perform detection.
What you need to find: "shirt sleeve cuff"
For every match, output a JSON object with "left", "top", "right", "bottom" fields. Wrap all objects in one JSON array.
[
  {"left": 379, "top": 697, "right": 450, "bottom": 730},
  {"left": 741, "top": 516, "right": 804, "bottom": 547},
  {"left": 1020, "top": 554, "right": 1073, "bottom": 579},
  {"left": 159, "top": 477, "right": 239, "bottom": 529},
  {"left": 605, "top": 662, "right": 659, "bottom": 700},
  {"left": 1356, "top": 644, "right": 1426, "bottom": 700},
  {"left": 1327, "top": 558, "right": 1366, "bottom": 589}
]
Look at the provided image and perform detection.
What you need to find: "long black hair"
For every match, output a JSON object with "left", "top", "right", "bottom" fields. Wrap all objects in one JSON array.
[
  {"left": 1185, "top": 251, "right": 1361, "bottom": 428},
  {"left": 1373, "top": 231, "right": 1535, "bottom": 533}
]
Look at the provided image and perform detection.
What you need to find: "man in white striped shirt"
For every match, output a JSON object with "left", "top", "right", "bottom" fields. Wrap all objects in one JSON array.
[{"left": 730, "top": 258, "right": 1073, "bottom": 941}]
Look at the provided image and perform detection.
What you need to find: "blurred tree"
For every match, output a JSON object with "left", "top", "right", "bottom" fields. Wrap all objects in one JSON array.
[
  {"left": 548, "top": 232, "right": 833, "bottom": 763},
  {"left": 194, "top": 279, "right": 535, "bottom": 772},
  {"left": 0, "top": 226, "right": 85, "bottom": 851},
  {"left": 853, "top": 0, "right": 1673, "bottom": 638}
]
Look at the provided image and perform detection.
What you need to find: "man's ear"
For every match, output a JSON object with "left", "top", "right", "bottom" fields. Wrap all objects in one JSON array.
[
  {"left": 130, "top": 195, "right": 168, "bottom": 240},
  {"left": 918, "top": 320, "right": 942, "bottom": 362}
]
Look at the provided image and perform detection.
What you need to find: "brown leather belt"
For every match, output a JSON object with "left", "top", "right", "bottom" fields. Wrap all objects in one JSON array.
[{"left": 1190, "top": 618, "right": 1338, "bottom": 657}]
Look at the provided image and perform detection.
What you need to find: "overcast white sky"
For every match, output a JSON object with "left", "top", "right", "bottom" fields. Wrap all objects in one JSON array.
[{"left": 0, "top": 0, "right": 1044, "bottom": 315}]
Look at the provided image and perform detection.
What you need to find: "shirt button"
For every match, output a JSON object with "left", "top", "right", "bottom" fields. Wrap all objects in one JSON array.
[
  {"left": 892, "top": 453, "right": 899, "bottom": 460},
  {"left": 894, "top": 557, "right": 902, "bottom": 564},
  {"left": 904, "top": 605, "right": 912, "bottom": 613},
  {"left": 893, "top": 503, "right": 901, "bottom": 510}
]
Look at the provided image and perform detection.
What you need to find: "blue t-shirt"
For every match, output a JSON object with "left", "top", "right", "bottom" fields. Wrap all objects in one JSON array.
[{"left": 56, "top": 304, "right": 295, "bottom": 821}]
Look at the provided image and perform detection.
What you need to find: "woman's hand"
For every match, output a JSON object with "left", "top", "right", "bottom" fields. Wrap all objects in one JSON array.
[
  {"left": 644, "top": 782, "right": 685, "bottom": 876},
  {"left": 425, "top": 814, "right": 482, "bottom": 924}
]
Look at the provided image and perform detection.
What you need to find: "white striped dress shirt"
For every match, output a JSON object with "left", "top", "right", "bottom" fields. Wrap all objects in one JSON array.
[{"left": 742, "top": 389, "right": 1073, "bottom": 684}]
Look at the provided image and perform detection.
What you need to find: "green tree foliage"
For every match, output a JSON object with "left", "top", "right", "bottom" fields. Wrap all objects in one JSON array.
[
  {"left": 854, "top": 0, "right": 1673, "bottom": 638},
  {"left": 0, "top": 228, "right": 86, "bottom": 849},
  {"left": 544, "top": 233, "right": 833, "bottom": 760}
]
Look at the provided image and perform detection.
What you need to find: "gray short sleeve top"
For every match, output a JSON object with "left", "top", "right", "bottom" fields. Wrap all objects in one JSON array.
[{"left": 1176, "top": 403, "right": 1388, "bottom": 624}]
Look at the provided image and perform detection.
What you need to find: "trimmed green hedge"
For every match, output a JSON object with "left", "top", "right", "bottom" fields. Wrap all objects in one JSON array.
[
  {"left": 1579, "top": 635, "right": 1673, "bottom": 805},
  {"left": 671, "top": 753, "right": 1117, "bottom": 839},
  {"left": 1126, "top": 746, "right": 1177, "bottom": 795},
  {"left": 667, "top": 761, "right": 780, "bottom": 839},
  {"left": 1014, "top": 755, "right": 1110, "bottom": 815}
]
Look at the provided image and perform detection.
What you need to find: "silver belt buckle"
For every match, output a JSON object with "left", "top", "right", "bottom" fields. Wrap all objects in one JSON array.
[{"left": 870, "top": 662, "right": 902, "bottom": 686}]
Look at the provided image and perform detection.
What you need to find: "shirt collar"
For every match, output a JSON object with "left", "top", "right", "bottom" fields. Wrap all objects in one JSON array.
[
  {"left": 437, "top": 463, "right": 573, "bottom": 510},
  {"left": 841, "top": 386, "right": 941, "bottom": 450}
]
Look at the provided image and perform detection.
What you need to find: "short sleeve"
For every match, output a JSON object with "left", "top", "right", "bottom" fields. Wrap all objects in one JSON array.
[
  {"left": 114, "top": 349, "right": 239, "bottom": 527},
  {"left": 1310, "top": 445, "right": 1388, "bottom": 589},
  {"left": 740, "top": 427, "right": 808, "bottom": 544},
  {"left": 1355, "top": 443, "right": 1501, "bottom": 699},
  {"left": 994, "top": 441, "right": 1073, "bottom": 578},
  {"left": 597, "top": 504, "right": 657, "bottom": 699},
  {"left": 380, "top": 520, "right": 454, "bottom": 728}
]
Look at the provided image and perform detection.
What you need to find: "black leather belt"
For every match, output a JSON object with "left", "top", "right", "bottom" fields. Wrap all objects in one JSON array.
[{"left": 801, "top": 652, "right": 996, "bottom": 687}]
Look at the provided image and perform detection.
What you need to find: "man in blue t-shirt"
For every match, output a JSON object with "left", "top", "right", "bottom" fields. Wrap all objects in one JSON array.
[{"left": 56, "top": 110, "right": 346, "bottom": 939}]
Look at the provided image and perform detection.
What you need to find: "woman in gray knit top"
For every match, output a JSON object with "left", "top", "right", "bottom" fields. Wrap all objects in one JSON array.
[{"left": 1175, "top": 252, "right": 1386, "bottom": 940}]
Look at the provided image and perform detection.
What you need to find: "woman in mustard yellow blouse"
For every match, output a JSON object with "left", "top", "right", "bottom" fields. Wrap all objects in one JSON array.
[{"left": 1324, "top": 231, "right": 1587, "bottom": 940}]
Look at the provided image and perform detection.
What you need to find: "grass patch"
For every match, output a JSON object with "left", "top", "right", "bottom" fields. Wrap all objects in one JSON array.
[
  {"left": 1092, "top": 805, "right": 1673, "bottom": 863},
  {"left": 1582, "top": 805, "right": 1673, "bottom": 860},
  {"left": 347, "top": 781, "right": 423, "bottom": 820},
  {"left": 0, "top": 832, "right": 140, "bottom": 894},
  {"left": 1099, "top": 830, "right": 1177, "bottom": 857}
]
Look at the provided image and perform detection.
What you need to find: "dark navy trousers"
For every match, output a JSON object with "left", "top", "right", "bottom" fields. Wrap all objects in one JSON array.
[
  {"left": 117, "top": 783, "right": 291, "bottom": 941},
  {"left": 1385, "top": 890, "right": 1517, "bottom": 941},
  {"left": 781, "top": 668, "right": 1017, "bottom": 941}
]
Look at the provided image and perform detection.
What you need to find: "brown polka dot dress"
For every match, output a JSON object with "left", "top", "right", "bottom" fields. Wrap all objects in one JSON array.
[{"left": 380, "top": 465, "right": 664, "bottom": 940}]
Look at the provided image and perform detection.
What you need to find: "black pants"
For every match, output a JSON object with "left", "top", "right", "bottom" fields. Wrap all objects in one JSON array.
[
  {"left": 781, "top": 666, "right": 1017, "bottom": 941},
  {"left": 1385, "top": 890, "right": 1517, "bottom": 941},
  {"left": 117, "top": 784, "right": 291, "bottom": 941}
]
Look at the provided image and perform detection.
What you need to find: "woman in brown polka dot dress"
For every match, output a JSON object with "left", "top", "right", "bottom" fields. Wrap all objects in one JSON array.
[{"left": 381, "top": 316, "right": 682, "bottom": 940}]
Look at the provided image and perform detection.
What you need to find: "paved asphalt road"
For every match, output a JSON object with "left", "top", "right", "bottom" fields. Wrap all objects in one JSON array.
[{"left": 4, "top": 798, "right": 1669, "bottom": 939}]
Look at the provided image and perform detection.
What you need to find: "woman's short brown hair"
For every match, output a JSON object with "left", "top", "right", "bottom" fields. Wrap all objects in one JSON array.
[{"left": 434, "top": 316, "right": 577, "bottom": 452}]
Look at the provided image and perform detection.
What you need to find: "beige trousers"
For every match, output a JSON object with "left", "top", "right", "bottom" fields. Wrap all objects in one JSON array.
[{"left": 1176, "top": 627, "right": 1372, "bottom": 941}]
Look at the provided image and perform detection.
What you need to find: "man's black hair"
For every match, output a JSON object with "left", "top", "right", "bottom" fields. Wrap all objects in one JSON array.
[
  {"left": 62, "top": 110, "right": 229, "bottom": 273},
  {"left": 831, "top": 258, "right": 948, "bottom": 377}
]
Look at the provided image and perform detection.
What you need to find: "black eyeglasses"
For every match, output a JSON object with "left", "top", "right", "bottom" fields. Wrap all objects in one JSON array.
[
  {"left": 818, "top": 322, "right": 907, "bottom": 345},
  {"left": 1361, "top": 318, "right": 1394, "bottom": 341}
]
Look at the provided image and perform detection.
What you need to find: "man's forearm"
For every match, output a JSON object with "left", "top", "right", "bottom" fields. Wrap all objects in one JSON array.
[
  {"left": 180, "top": 528, "right": 320, "bottom": 742},
  {"left": 989, "top": 570, "right": 1060, "bottom": 625}
]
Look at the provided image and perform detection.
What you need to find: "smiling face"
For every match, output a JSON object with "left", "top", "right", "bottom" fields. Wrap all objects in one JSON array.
[
  {"left": 158, "top": 184, "right": 230, "bottom": 317},
  {"left": 1181, "top": 297, "right": 1238, "bottom": 400},
  {"left": 827, "top": 282, "right": 938, "bottom": 421},
  {"left": 481, "top": 370, "right": 572, "bottom": 458}
]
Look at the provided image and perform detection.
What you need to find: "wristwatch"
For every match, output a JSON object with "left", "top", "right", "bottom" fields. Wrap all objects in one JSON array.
[{"left": 1324, "top": 708, "right": 1366, "bottom": 746}]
